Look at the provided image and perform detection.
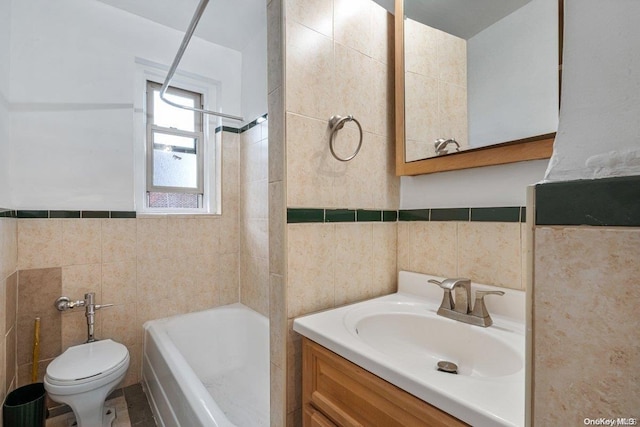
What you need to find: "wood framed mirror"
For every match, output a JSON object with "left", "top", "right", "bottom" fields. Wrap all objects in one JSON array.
[{"left": 395, "top": 0, "right": 563, "bottom": 176}]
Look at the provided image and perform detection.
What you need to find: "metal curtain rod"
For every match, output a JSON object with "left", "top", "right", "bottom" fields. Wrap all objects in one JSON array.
[{"left": 160, "top": 0, "right": 244, "bottom": 122}]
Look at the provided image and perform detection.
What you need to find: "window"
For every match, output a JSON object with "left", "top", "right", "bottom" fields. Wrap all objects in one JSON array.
[{"left": 145, "top": 81, "right": 204, "bottom": 209}]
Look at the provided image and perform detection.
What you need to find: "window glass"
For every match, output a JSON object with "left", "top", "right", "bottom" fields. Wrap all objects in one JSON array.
[{"left": 152, "top": 90, "right": 196, "bottom": 131}]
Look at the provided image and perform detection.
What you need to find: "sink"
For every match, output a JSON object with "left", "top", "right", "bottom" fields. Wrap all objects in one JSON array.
[
  {"left": 294, "top": 271, "right": 526, "bottom": 427},
  {"left": 345, "top": 305, "right": 523, "bottom": 378}
]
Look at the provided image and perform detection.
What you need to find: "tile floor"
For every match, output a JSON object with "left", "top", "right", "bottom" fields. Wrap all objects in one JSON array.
[{"left": 45, "top": 384, "right": 156, "bottom": 427}]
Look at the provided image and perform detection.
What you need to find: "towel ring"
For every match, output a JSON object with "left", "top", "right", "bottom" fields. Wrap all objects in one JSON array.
[{"left": 329, "top": 115, "right": 363, "bottom": 162}]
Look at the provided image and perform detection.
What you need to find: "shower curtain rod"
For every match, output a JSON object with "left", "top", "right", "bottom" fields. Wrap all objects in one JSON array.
[{"left": 160, "top": 0, "right": 244, "bottom": 122}]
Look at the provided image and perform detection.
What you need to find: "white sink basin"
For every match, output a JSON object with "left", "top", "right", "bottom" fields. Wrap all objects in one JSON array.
[
  {"left": 346, "top": 304, "right": 523, "bottom": 378},
  {"left": 293, "top": 271, "right": 526, "bottom": 427}
]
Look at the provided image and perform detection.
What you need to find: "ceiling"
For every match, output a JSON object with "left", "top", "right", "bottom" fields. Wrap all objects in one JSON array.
[
  {"left": 405, "top": 0, "right": 532, "bottom": 40},
  {"left": 95, "top": 0, "right": 265, "bottom": 52}
]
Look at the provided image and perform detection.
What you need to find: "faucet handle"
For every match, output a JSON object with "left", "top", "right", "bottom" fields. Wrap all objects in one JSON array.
[
  {"left": 428, "top": 279, "right": 454, "bottom": 310},
  {"left": 95, "top": 303, "right": 114, "bottom": 310},
  {"left": 471, "top": 290, "right": 505, "bottom": 320}
]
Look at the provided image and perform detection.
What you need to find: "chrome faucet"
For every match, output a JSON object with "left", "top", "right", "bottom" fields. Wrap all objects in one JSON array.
[
  {"left": 55, "top": 292, "right": 114, "bottom": 342},
  {"left": 429, "top": 278, "right": 504, "bottom": 327}
]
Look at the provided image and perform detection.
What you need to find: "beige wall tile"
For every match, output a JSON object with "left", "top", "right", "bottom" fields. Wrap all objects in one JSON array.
[
  {"left": 267, "top": 0, "right": 284, "bottom": 93},
  {"left": 62, "top": 264, "right": 102, "bottom": 303},
  {"left": 285, "top": 0, "right": 332, "bottom": 38},
  {"left": 136, "top": 218, "right": 168, "bottom": 260},
  {"left": 396, "top": 222, "right": 411, "bottom": 272},
  {"left": 287, "top": 223, "right": 334, "bottom": 318},
  {"left": 122, "top": 343, "right": 141, "bottom": 387},
  {"left": 268, "top": 88, "right": 285, "bottom": 183},
  {"left": 62, "top": 220, "right": 101, "bottom": 266},
  {"left": 404, "top": 72, "right": 439, "bottom": 148},
  {"left": 285, "top": 113, "right": 334, "bottom": 207},
  {"left": 101, "top": 219, "right": 136, "bottom": 263},
  {"left": 0, "top": 218, "right": 17, "bottom": 280},
  {"left": 371, "top": 134, "right": 400, "bottom": 210},
  {"left": 405, "top": 18, "right": 439, "bottom": 77},
  {"left": 241, "top": 255, "right": 269, "bottom": 317},
  {"left": 270, "top": 362, "right": 286, "bottom": 427},
  {"left": 438, "top": 81, "right": 468, "bottom": 148},
  {"left": 372, "top": 223, "right": 397, "bottom": 297},
  {"left": 334, "top": 0, "right": 372, "bottom": 56},
  {"left": 369, "top": 59, "right": 394, "bottom": 139},
  {"left": 18, "top": 268, "right": 61, "bottom": 320},
  {"left": 217, "top": 252, "right": 239, "bottom": 305},
  {"left": 136, "top": 259, "right": 171, "bottom": 302},
  {"left": 458, "top": 222, "right": 521, "bottom": 289},
  {"left": 408, "top": 222, "right": 458, "bottom": 277},
  {"left": 334, "top": 223, "right": 373, "bottom": 307},
  {"left": 100, "top": 303, "right": 136, "bottom": 347},
  {"left": 18, "top": 220, "right": 62, "bottom": 270},
  {"left": 332, "top": 130, "right": 376, "bottom": 209},
  {"left": 17, "top": 359, "right": 52, "bottom": 389},
  {"left": 437, "top": 30, "right": 467, "bottom": 88},
  {"left": 62, "top": 310, "right": 96, "bottom": 350},
  {"left": 334, "top": 43, "right": 374, "bottom": 134},
  {"left": 0, "top": 336, "right": 4, "bottom": 402},
  {"left": 285, "top": 21, "right": 334, "bottom": 120},
  {"left": 102, "top": 261, "right": 136, "bottom": 304},
  {"left": 369, "top": 3, "right": 394, "bottom": 65},
  {"left": 286, "top": 320, "right": 302, "bottom": 414},
  {"left": 5, "top": 326, "right": 15, "bottom": 392},
  {"left": 270, "top": 273, "right": 286, "bottom": 369},
  {"left": 167, "top": 218, "right": 201, "bottom": 260},
  {"left": 533, "top": 227, "right": 640, "bottom": 423},
  {"left": 269, "top": 181, "right": 285, "bottom": 276},
  {"left": 17, "top": 314, "right": 61, "bottom": 365},
  {"left": 5, "top": 272, "right": 17, "bottom": 333}
]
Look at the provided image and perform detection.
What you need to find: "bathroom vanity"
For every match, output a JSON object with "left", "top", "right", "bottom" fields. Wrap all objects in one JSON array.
[
  {"left": 294, "top": 271, "right": 526, "bottom": 427},
  {"left": 303, "top": 337, "right": 467, "bottom": 426}
]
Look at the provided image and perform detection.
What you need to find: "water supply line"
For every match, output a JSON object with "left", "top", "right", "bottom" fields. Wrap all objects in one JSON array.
[{"left": 160, "top": 0, "right": 244, "bottom": 122}]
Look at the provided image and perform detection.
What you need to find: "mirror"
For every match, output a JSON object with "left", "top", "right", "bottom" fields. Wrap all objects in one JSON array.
[{"left": 395, "top": 0, "right": 562, "bottom": 175}]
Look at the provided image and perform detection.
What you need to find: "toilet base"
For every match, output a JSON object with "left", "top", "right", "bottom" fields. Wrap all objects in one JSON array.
[{"left": 67, "top": 406, "right": 116, "bottom": 427}]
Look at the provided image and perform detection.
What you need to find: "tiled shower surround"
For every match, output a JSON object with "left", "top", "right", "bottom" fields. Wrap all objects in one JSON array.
[{"left": 0, "top": 122, "right": 273, "bottom": 394}]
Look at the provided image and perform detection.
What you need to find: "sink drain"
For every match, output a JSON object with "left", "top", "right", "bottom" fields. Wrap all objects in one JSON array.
[{"left": 437, "top": 360, "right": 458, "bottom": 374}]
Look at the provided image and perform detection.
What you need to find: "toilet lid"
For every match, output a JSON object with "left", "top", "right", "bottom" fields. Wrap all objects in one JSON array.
[{"left": 47, "top": 339, "right": 129, "bottom": 383}]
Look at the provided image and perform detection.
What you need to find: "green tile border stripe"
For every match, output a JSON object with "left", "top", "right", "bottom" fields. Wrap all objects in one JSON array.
[
  {"left": 471, "top": 207, "right": 521, "bottom": 223},
  {"left": 0, "top": 209, "right": 17, "bottom": 218},
  {"left": 16, "top": 210, "right": 137, "bottom": 219},
  {"left": 288, "top": 207, "right": 527, "bottom": 223},
  {"left": 216, "top": 113, "right": 268, "bottom": 135},
  {"left": 536, "top": 176, "right": 640, "bottom": 226},
  {"left": 325, "top": 209, "right": 356, "bottom": 222}
]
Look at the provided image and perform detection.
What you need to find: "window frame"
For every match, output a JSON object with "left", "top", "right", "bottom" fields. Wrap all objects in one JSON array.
[
  {"left": 134, "top": 60, "right": 222, "bottom": 215},
  {"left": 145, "top": 81, "right": 204, "bottom": 198}
]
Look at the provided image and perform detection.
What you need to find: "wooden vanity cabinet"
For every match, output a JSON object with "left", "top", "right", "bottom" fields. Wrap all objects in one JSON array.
[{"left": 302, "top": 338, "right": 469, "bottom": 427}]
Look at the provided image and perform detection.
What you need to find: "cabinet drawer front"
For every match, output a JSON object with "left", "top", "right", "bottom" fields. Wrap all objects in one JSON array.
[
  {"left": 305, "top": 406, "right": 339, "bottom": 427},
  {"left": 302, "top": 338, "right": 468, "bottom": 427}
]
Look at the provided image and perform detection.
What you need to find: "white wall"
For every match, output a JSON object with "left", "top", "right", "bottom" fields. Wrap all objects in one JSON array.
[
  {"left": 0, "top": 0, "right": 11, "bottom": 207},
  {"left": 8, "top": 0, "right": 242, "bottom": 210},
  {"left": 544, "top": 0, "right": 640, "bottom": 182},
  {"left": 468, "top": 0, "right": 558, "bottom": 148},
  {"left": 241, "top": 15, "right": 268, "bottom": 125},
  {"left": 401, "top": 159, "right": 548, "bottom": 208}
]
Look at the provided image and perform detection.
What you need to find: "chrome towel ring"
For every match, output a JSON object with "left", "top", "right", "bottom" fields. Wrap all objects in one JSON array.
[{"left": 329, "top": 115, "right": 363, "bottom": 162}]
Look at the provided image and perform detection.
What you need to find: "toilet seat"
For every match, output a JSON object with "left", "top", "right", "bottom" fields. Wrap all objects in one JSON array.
[{"left": 45, "top": 339, "right": 129, "bottom": 388}]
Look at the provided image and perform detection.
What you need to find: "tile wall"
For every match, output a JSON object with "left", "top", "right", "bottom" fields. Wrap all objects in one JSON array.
[
  {"left": 240, "top": 119, "right": 270, "bottom": 317},
  {"left": 278, "top": 0, "right": 399, "bottom": 424},
  {"left": 10, "top": 130, "right": 240, "bottom": 389},
  {"left": 531, "top": 177, "right": 640, "bottom": 424},
  {"left": 404, "top": 17, "right": 468, "bottom": 161},
  {"left": 0, "top": 216, "right": 18, "bottom": 403}
]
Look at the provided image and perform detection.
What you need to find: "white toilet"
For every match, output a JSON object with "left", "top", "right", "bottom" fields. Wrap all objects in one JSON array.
[{"left": 44, "top": 339, "right": 130, "bottom": 427}]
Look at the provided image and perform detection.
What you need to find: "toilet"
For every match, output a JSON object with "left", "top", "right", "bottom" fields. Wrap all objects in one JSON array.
[{"left": 44, "top": 339, "right": 130, "bottom": 427}]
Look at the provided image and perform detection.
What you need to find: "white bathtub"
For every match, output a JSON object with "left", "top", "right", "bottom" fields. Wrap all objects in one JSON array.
[{"left": 142, "top": 303, "right": 270, "bottom": 427}]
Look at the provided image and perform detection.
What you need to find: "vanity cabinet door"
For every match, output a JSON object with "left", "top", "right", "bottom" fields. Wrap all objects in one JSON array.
[
  {"left": 302, "top": 338, "right": 469, "bottom": 427},
  {"left": 305, "top": 406, "right": 338, "bottom": 427}
]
